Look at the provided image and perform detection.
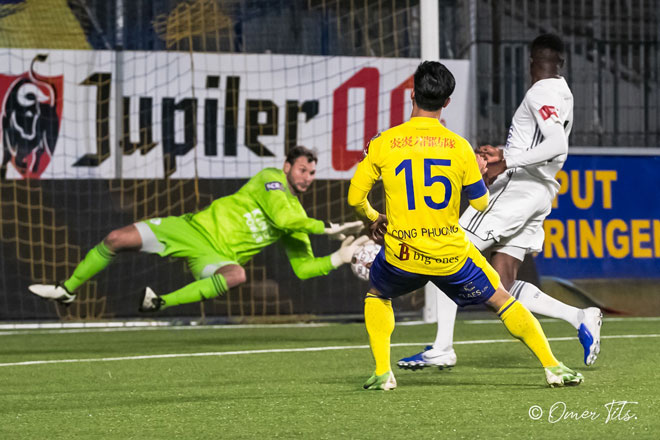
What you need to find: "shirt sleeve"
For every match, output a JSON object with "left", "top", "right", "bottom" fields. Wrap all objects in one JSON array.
[
  {"left": 256, "top": 171, "right": 325, "bottom": 235},
  {"left": 347, "top": 134, "right": 382, "bottom": 222},
  {"left": 504, "top": 87, "right": 568, "bottom": 168},
  {"left": 280, "top": 232, "right": 335, "bottom": 279},
  {"left": 504, "top": 123, "right": 567, "bottom": 168},
  {"left": 528, "top": 86, "right": 563, "bottom": 128},
  {"left": 461, "top": 141, "right": 486, "bottom": 188},
  {"left": 461, "top": 141, "right": 489, "bottom": 211},
  {"left": 349, "top": 133, "right": 382, "bottom": 192}
]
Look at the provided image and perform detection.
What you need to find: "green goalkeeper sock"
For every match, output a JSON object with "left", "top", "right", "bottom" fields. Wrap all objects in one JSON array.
[
  {"left": 160, "top": 274, "right": 228, "bottom": 309},
  {"left": 62, "top": 242, "right": 116, "bottom": 292}
]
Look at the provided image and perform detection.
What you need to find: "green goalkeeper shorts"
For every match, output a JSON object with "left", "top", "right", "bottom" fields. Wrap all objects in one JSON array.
[{"left": 135, "top": 215, "right": 238, "bottom": 280}]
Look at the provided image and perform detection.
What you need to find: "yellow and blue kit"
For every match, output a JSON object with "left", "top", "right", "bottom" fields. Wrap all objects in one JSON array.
[{"left": 348, "top": 117, "right": 500, "bottom": 304}]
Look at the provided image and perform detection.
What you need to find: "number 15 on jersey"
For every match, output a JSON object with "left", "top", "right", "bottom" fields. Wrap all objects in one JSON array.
[{"left": 395, "top": 158, "right": 452, "bottom": 211}]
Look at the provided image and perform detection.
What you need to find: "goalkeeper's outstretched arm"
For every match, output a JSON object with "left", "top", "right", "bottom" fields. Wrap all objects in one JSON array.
[
  {"left": 257, "top": 174, "right": 363, "bottom": 239},
  {"left": 261, "top": 187, "right": 326, "bottom": 235},
  {"left": 281, "top": 232, "right": 369, "bottom": 280}
]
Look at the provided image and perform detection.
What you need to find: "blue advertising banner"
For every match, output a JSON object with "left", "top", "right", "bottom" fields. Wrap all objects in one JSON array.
[{"left": 534, "top": 155, "right": 660, "bottom": 279}]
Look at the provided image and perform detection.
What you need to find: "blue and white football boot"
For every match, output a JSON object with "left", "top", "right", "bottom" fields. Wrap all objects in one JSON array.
[
  {"left": 397, "top": 345, "right": 457, "bottom": 370},
  {"left": 578, "top": 307, "right": 603, "bottom": 366}
]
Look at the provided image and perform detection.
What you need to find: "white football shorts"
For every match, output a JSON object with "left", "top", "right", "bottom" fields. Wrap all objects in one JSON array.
[{"left": 459, "top": 169, "right": 554, "bottom": 256}]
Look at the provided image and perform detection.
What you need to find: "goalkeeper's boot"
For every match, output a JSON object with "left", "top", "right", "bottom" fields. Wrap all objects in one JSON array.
[
  {"left": 397, "top": 345, "right": 456, "bottom": 370},
  {"left": 28, "top": 283, "right": 76, "bottom": 305},
  {"left": 363, "top": 371, "right": 397, "bottom": 391},
  {"left": 139, "top": 287, "right": 165, "bottom": 312},
  {"left": 578, "top": 307, "right": 602, "bottom": 366},
  {"left": 544, "top": 362, "right": 584, "bottom": 387}
]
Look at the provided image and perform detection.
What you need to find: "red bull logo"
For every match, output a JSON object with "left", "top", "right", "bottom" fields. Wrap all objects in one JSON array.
[{"left": 0, "top": 54, "right": 62, "bottom": 179}]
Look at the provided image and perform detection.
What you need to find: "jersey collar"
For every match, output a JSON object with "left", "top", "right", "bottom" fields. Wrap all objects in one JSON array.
[{"left": 408, "top": 116, "right": 442, "bottom": 126}]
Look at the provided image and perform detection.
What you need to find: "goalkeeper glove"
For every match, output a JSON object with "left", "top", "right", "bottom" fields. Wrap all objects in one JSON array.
[
  {"left": 324, "top": 220, "right": 364, "bottom": 241},
  {"left": 330, "top": 235, "right": 370, "bottom": 268}
]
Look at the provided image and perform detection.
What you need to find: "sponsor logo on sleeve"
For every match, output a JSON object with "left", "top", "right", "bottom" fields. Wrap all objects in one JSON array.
[
  {"left": 265, "top": 181, "right": 283, "bottom": 191},
  {"left": 538, "top": 105, "right": 559, "bottom": 121}
]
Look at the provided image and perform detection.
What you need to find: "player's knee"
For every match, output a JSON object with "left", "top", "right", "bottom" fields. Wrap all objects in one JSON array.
[
  {"left": 233, "top": 267, "right": 247, "bottom": 285},
  {"left": 104, "top": 227, "right": 139, "bottom": 253},
  {"left": 103, "top": 230, "right": 125, "bottom": 252},
  {"left": 218, "top": 265, "right": 246, "bottom": 288}
]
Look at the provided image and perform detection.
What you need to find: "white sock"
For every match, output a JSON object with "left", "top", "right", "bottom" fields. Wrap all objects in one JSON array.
[
  {"left": 432, "top": 287, "right": 458, "bottom": 352},
  {"left": 510, "top": 280, "right": 582, "bottom": 329}
]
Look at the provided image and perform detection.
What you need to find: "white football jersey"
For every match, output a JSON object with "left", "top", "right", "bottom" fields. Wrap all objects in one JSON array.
[{"left": 502, "top": 77, "right": 573, "bottom": 194}]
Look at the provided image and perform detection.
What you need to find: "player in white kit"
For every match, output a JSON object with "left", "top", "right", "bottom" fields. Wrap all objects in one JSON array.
[{"left": 398, "top": 34, "right": 603, "bottom": 370}]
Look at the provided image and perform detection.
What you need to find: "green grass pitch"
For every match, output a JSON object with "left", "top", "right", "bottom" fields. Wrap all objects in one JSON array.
[{"left": 1, "top": 316, "right": 658, "bottom": 439}]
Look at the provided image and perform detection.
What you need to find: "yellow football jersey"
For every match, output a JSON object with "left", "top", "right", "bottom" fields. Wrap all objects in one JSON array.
[{"left": 350, "top": 117, "right": 486, "bottom": 275}]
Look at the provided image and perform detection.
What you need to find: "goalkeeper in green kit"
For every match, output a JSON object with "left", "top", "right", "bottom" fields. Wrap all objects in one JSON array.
[{"left": 29, "top": 146, "right": 367, "bottom": 312}]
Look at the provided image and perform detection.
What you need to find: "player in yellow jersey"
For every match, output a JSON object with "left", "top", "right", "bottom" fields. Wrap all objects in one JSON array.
[{"left": 347, "top": 61, "right": 583, "bottom": 390}]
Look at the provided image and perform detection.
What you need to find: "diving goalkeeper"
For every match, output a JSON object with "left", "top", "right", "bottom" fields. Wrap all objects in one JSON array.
[{"left": 29, "top": 146, "right": 367, "bottom": 312}]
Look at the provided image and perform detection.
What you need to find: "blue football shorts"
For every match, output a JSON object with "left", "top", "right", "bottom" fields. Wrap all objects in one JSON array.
[{"left": 369, "top": 245, "right": 500, "bottom": 307}]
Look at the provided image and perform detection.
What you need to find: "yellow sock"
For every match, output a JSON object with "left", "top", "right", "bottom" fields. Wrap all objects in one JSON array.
[
  {"left": 364, "top": 294, "right": 395, "bottom": 375},
  {"left": 498, "top": 297, "right": 559, "bottom": 368}
]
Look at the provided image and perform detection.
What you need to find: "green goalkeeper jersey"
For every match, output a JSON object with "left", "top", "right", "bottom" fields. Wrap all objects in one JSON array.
[{"left": 189, "top": 168, "right": 334, "bottom": 279}]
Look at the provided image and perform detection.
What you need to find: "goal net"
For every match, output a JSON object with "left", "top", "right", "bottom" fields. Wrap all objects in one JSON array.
[{"left": 0, "top": 0, "right": 469, "bottom": 321}]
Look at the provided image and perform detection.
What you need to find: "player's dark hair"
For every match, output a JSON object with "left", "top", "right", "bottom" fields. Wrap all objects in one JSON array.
[
  {"left": 531, "top": 33, "right": 565, "bottom": 64},
  {"left": 286, "top": 145, "right": 318, "bottom": 165},
  {"left": 413, "top": 61, "right": 456, "bottom": 111}
]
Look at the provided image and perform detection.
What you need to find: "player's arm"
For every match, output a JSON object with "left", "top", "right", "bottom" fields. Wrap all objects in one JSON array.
[
  {"left": 504, "top": 122, "right": 567, "bottom": 168},
  {"left": 281, "top": 232, "right": 333, "bottom": 279},
  {"left": 504, "top": 92, "right": 568, "bottom": 168},
  {"left": 347, "top": 134, "right": 381, "bottom": 221},
  {"left": 267, "top": 196, "right": 363, "bottom": 239},
  {"left": 281, "top": 232, "right": 369, "bottom": 279},
  {"left": 348, "top": 183, "right": 387, "bottom": 243},
  {"left": 347, "top": 136, "right": 387, "bottom": 241},
  {"left": 463, "top": 143, "right": 489, "bottom": 211},
  {"left": 259, "top": 184, "right": 326, "bottom": 235},
  {"left": 347, "top": 184, "right": 379, "bottom": 223},
  {"left": 259, "top": 175, "right": 363, "bottom": 239},
  {"left": 466, "top": 182, "right": 489, "bottom": 211}
]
